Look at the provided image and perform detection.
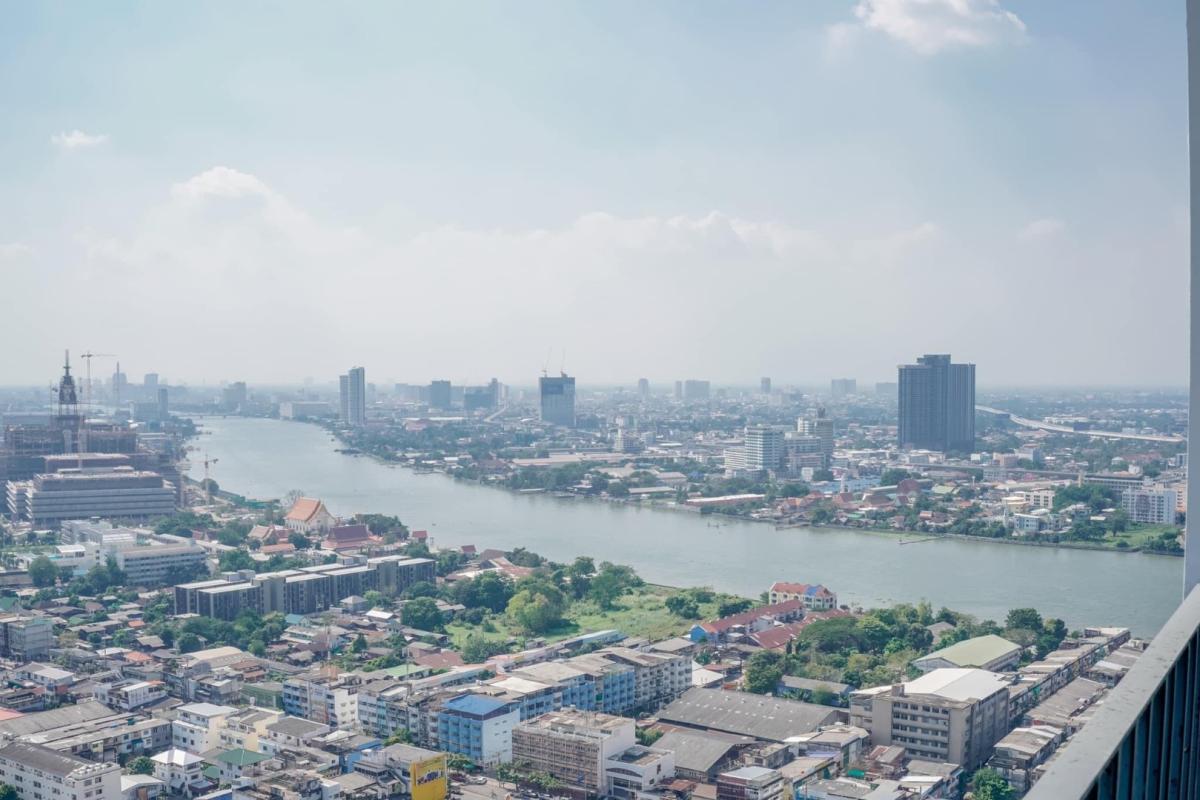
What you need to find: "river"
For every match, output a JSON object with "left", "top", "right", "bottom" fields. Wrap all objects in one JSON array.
[{"left": 186, "top": 416, "right": 1182, "bottom": 635}]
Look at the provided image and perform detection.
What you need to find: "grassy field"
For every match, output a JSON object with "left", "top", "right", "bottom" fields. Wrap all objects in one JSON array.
[
  {"left": 1103, "top": 524, "right": 1182, "bottom": 551},
  {"left": 444, "top": 584, "right": 741, "bottom": 649}
]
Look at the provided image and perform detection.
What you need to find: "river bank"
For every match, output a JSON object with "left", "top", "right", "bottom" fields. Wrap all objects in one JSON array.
[
  {"left": 294, "top": 417, "right": 1180, "bottom": 559},
  {"left": 183, "top": 415, "right": 1183, "bottom": 634}
]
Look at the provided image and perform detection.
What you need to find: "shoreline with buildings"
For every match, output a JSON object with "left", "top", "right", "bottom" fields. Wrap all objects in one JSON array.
[{"left": 196, "top": 416, "right": 1182, "bottom": 559}]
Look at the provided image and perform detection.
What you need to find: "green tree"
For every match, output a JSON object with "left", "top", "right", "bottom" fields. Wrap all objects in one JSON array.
[
  {"left": 351, "top": 633, "right": 368, "bottom": 653},
  {"left": 28, "top": 555, "right": 58, "bottom": 588},
  {"left": 446, "top": 753, "right": 475, "bottom": 772},
  {"left": 401, "top": 597, "right": 444, "bottom": 631},
  {"left": 665, "top": 594, "right": 700, "bottom": 619},
  {"left": 460, "top": 572, "right": 514, "bottom": 612},
  {"left": 0, "top": 785, "right": 19, "bottom": 800},
  {"left": 744, "top": 650, "right": 785, "bottom": 694},
  {"left": 880, "top": 468, "right": 910, "bottom": 486},
  {"left": 636, "top": 728, "right": 663, "bottom": 746},
  {"left": 218, "top": 549, "right": 256, "bottom": 573},
  {"left": 969, "top": 768, "right": 1014, "bottom": 800},
  {"left": 461, "top": 634, "right": 507, "bottom": 664},
  {"left": 717, "top": 598, "right": 753, "bottom": 617},
  {"left": 1005, "top": 608, "right": 1043, "bottom": 632},
  {"left": 289, "top": 532, "right": 312, "bottom": 550},
  {"left": 507, "top": 581, "right": 566, "bottom": 634},
  {"left": 127, "top": 757, "right": 155, "bottom": 775},
  {"left": 402, "top": 581, "right": 439, "bottom": 600},
  {"left": 588, "top": 563, "right": 641, "bottom": 610}
]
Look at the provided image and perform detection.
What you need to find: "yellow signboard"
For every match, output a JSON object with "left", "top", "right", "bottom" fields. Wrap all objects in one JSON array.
[{"left": 411, "top": 754, "right": 448, "bottom": 800}]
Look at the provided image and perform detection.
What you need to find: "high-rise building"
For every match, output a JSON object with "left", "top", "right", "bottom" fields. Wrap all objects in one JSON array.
[
  {"left": 673, "top": 381, "right": 683, "bottom": 400},
  {"left": 637, "top": 378, "right": 650, "bottom": 400},
  {"left": 464, "top": 383, "right": 497, "bottom": 411},
  {"left": 144, "top": 373, "right": 159, "bottom": 392},
  {"left": 157, "top": 387, "right": 169, "bottom": 420},
  {"left": 347, "top": 367, "right": 366, "bottom": 426},
  {"left": 796, "top": 408, "right": 834, "bottom": 466},
  {"left": 875, "top": 381, "right": 898, "bottom": 398},
  {"left": 221, "top": 381, "right": 247, "bottom": 412},
  {"left": 830, "top": 378, "right": 856, "bottom": 398},
  {"left": 539, "top": 373, "right": 576, "bottom": 427},
  {"left": 682, "top": 380, "right": 711, "bottom": 402},
  {"left": 897, "top": 354, "right": 976, "bottom": 452},
  {"left": 339, "top": 375, "right": 350, "bottom": 421},
  {"left": 744, "top": 426, "right": 784, "bottom": 472},
  {"left": 429, "top": 380, "right": 452, "bottom": 410},
  {"left": 760, "top": 377, "right": 771, "bottom": 395}
]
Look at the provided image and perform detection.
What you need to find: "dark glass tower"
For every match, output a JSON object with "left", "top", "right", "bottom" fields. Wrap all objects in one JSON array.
[{"left": 897, "top": 354, "right": 975, "bottom": 452}]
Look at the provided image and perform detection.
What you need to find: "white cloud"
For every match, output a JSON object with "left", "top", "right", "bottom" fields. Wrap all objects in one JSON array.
[
  {"left": 845, "top": 0, "right": 1027, "bottom": 55},
  {"left": 171, "top": 166, "right": 274, "bottom": 200},
  {"left": 1018, "top": 217, "right": 1065, "bottom": 242},
  {"left": 46, "top": 165, "right": 1182, "bottom": 386},
  {"left": 0, "top": 242, "right": 34, "bottom": 260},
  {"left": 50, "top": 130, "right": 109, "bottom": 149}
]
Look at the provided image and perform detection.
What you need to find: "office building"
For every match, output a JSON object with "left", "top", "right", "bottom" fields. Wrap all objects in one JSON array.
[
  {"left": 760, "top": 377, "right": 771, "bottom": 395},
  {"left": 796, "top": 409, "right": 834, "bottom": 467},
  {"left": 463, "top": 384, "right": 496, "bottom": 411},
  {"left": 0, "top": 742, "right": 121, "bottom": 800},
  {"left": 637, "top": 378, "right": 650, "bottom": 400},
  {"left": 673, "top": 381, "right": 683, "bottom": 400},
  {"left": 346, "top": 367, "right": 366, "bottom": 426},
  {"left": 682, "top": 380, "right": 711, "bottom": 402},
  {"left": 897, "top": 353, "right": 976, "bottom": 452},
  {"left": 339, "top": 375, "right": 350, "bottom": 421},
  {"left": 744, "top": 426, "right": 784, "bottom": 472},
  {"left": 539, "top": 373, "right": 576, "bottom": 427},
  {"left": 849, "top": 668, "right": 1010, "bottom": 769},
  {"left": 221, "top": 382, "right": 247, "bottom": 412},
  {"left": 7, "top": 468, "right": 176, "bottom": 524},
  {"left": 429, "top": 380, "right": 452, "bottom": 411},
  {"left": 830, "top": 378, "right": 856, "bottom": 398}
]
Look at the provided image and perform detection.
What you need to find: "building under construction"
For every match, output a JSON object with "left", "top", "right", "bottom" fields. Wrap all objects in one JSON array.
[
  {"left": 0, "top": 354, "right": 138, "bottom": 484},
  {"left": 1, "top": 354, "right": 182, "bottom": 510}
]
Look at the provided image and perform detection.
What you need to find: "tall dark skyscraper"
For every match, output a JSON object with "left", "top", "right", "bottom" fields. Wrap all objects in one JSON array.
[
  {"left": 429, "top": 380, "right": 452, "bottom": 410},
  {"left": 898, "top": 354, "right": 975, "bottom": 452},
  {"left": 539, "top": 373, "right": 576, "bottom": 427}
]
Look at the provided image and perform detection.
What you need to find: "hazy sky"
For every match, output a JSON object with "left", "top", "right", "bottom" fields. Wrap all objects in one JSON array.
[{"left": 0, "top": 1, "right": 1188, "bottom": 387}]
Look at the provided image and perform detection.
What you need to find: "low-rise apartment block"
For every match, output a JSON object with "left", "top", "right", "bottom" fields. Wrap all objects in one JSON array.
[
  {"left": 849, "top": 668, "right": 1011, "bottom": 770},
  {"left": 0, "top": 742, "right": 121, "bottom": 800}
]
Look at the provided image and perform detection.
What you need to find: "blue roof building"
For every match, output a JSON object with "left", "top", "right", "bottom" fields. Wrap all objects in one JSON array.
[{"left": 436, "top": 693, "right": 519, "bottom": 766}]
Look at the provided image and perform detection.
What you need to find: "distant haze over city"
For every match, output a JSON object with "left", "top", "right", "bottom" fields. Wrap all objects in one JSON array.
[{"left": 0, "top": 2, "right": 1187, "bottom": 386}]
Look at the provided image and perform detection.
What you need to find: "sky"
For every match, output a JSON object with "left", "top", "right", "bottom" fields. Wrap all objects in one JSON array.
[{"left": 0, "top": 0, "right": 1188, "bottom": 388}]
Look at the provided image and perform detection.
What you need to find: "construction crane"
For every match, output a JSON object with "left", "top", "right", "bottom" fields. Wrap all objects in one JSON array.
[
  {"left": 200, "top": 452, "right": 219, "bottom": 505},
  {"left": 78, "top": 351, "right": 116, "bottom": 454}
]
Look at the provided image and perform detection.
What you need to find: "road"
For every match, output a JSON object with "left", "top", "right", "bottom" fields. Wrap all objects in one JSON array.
[{"left": 976, "top": 406, "right": 1185, "bottom": 444}]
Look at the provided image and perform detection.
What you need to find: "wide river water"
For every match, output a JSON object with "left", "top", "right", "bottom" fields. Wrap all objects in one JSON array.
[{"left": 186, "top": 416, "right": 1182, "bottom": 635}]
